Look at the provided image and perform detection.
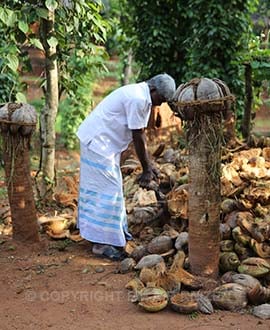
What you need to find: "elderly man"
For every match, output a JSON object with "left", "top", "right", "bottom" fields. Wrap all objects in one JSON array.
[{"left": 76, "top": 73, "right": 176, "bottom": 260}]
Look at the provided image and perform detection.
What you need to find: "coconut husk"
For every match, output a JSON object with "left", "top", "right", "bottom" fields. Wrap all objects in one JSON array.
[
  {"left": 210, "top": 283, "right": 248, "bottom": 311},
  {"left": 166, "top": 184, "right": 188, "bottom": 219}
]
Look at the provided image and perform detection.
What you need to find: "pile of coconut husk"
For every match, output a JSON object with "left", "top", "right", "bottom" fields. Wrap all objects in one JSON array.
[{"left": 120, "top": 143, "right": 270, "bottom": 319}]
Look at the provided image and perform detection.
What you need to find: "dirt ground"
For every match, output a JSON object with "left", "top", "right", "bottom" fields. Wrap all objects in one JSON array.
[
  {"left": 0, "top": 234, "right": 269, "bottom": 330},
  {"left": 1, "top": 131, "right": 270, "bottom": 330}
]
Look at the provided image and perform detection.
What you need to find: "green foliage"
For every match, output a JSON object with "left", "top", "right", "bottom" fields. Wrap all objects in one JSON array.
[
  {"left": 243, "top": 36, "right": 270, "bottom": 112},
  {"left": 103, "top": 0, "right": 139, "bottom": 83},
  {"left": 126, "top": 0, "right": 188, "bottom": 83},
  {"left": 183, "top": 0, "right": 258, "bottom": 118},
  {"left": 0, "top": 0, "right": 111, "bottom": 148},
  {"left": 126, "top": 0, "right": 259, "bottom": 122},
  {"left": 59, "top": 48, "right": 109, "bottom": 149},
  {"left": 0, "top": 24, "right": 25, "bottom": 103}
]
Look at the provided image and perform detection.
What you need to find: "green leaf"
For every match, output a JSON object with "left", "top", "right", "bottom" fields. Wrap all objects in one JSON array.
[
  {"left": 15, "top": 92, "right": 27, "bottom": 103},
  {"left": 45, "top": 0, "right": 58, "bottom": 11},
  {"left": 0, "top": 8, "right": 16, "bottom": 27},
  {"left": 7, "top": 55, "right": 19, "bottom": 72},
  {"left": 47, "top": 36, "right": 58, "bottom": 48},
  {"left": 30, "top": 38, "right": 44, "bottom": 50},
  {"left": 18, "top": 20, "right": 29, "bottom": 34},
  {"left": 36, "top": 8, "right": 49, "bottom": 19}
]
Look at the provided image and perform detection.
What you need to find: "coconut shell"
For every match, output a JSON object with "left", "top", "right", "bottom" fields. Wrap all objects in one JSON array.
[
  {"left": 250, "top": 239, "right": 270, "bottom": 258},
  {"left": 130, "top": 245, "right": 148, "bottom": 262},
  {"left": 135, "top": 255, "right": 164, "bottom": 270},
  {"left": 220, "top": 223, "right": 232, "bottom": 240},
  {"left": 11, "top": 104, "right": 37, "bottom": 123},
  {"left": 167, "top": 186, "right": 188, "bottom": 219},
  {"left": 0, "top": 103, "right": 9, "bottom": 120},
  {"left": 125, "top": 278, "right": 145, "bottom": 292},
  {"left": 238, "top": 217, "right": 266, "bottom": 243},
  {"left": 219, "top": 252, "right": 240, "bottom": 273},
  {"left": 220, "top": 271, "right": 238, "bottom": 284},
  {"left": 196, "top": 295, "right": 214, "bottom": 314},
  {"left": 147, "top": 236, "right": 173, "bottom": 255},
  {"left": 210, "top": 283, "right": 248, "bottom": 311},
  {"left": 169, "top": 250, "right": 186, "bottom": 273},
  {"left": 154, "top": 272, "right": 181, "bottom": 295},
  {"left": 220, "top": 240, "right": 234, "bottom": 252},
  {"left": 232, "top": 226, "right": 250, "bottom": 246},
  {"left": 248, "top": 283, "right": 270, "bottom": 305},
  {"left": 171, "top": 267, "right": 202, "bottom": 289},
  {"left": 234, "top": 243, "right": 253, "bottom": 260},
  {"left": 252, "top": 304, "right": 270, "bottom": 319},
  {"left": 138, "top": 287, "right": 168, "bottom": 312},
  {"left": 119, "top": 258, "right": 136, "bottom": 274},
  {"left": 139, "top": 267, "right": 157, "bottom": 285},
  {"left": 221, "top": 199, "right": 239, "bottom": 214},
  {"left": 170, "top": 292, "right": 198, "bottom": 314},
  {"left": 175, "top": 232, "right": 189, "bottom": 250},
  {"left": 231, "top": 273, "right": 261, "bottom": 292},
  {"left": 238, "top": 257, "right": 270, "bottom": 278}
]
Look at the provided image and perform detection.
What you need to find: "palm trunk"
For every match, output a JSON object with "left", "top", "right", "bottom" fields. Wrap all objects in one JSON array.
[
  {"left": 174, "top": 78, "right": 231, "bottom": 279},
  {"left": 0, "top": 103, "right": 39, "bottom": 242},
  {"left": 3, "top": 136, "right": 39, "bottom": 241},
  {"left": 187, "top": 116, "right": 222, "bottom": 278},
  {"left": 39, "top": 10, "right": 59, "bottom": 199}
]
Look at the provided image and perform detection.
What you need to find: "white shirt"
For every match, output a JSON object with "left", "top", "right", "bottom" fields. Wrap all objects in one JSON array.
[{"left": 76, "top": 82, "right": 152, "bottom": 158}]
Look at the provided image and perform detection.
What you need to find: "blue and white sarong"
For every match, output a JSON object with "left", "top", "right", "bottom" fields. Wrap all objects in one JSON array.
[{"left": 77, "top": 144, "right": 132, "bottom": 247}]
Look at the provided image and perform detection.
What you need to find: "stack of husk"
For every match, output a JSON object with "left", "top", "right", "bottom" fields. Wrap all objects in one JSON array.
[{"left": 121, "top": 142, "right": 270, "bottom": 318}]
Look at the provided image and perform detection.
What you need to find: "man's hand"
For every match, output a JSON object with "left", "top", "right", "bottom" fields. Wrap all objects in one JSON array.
[{"left": 137, "top": 165, "right": 160, "bottom": 188}]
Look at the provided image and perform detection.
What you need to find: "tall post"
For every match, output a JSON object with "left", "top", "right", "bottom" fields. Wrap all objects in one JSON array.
[
  {"left": 172, "top": 78, "right": 234, "bottom": 279},
  {"left": 0, "top": 103, "right": 39, "bottom": 242}
]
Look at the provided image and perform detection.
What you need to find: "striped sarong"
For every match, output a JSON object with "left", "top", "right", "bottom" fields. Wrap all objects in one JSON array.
[{"left": 77, "top": 144, "right": 132, "bottom": 247}]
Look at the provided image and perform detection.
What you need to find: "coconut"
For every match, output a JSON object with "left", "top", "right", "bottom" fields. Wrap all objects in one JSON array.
[
  {"left": 219, "top": 252, "right": 240, "bottom": 273},
  {"left": 210, "top": 283, "right": 248, "bottom": 311},
  {"left": 135, "top": 255, "right": 164, "bottom": 270},
  {"left": 175, "top": 232, "right": 189, "bottom": 250},
  {"left": 238, "top": 257, "right": 270, "bottom": 278},
  {"left": 252, "top": 304, "right": 270, "bottom": 319},
  {"left": 138, "top": 287, "right": 168, "bottom": 312},
  {"left": 170, "top": 292, "right": 198, "bottom": 314},
  {"left": 147, "top": 236, "right": 173, "bottom": 255},
  {"left": 119, "top": 258, "right": 136, "bottom": 274}
]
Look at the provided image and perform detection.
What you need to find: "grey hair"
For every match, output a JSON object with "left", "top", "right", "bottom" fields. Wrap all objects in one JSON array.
[{"left": 147, "top": 73, "right": 176, "bottom": 101}]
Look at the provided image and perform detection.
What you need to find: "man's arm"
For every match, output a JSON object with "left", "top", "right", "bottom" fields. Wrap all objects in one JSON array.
[{"left": 132, "top": 129, "right": 158, "bottom": 187}]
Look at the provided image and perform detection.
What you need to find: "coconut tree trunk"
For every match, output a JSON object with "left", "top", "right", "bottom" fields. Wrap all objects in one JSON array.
[
  {"left": 187, "top": 116, "right": 222, "bottom": 278},
  {"left": 173, "top": 78, "right": 234, "bottom": 279},
  {"left": 0, "top": 103, "right": 39, "bottom": 242},
  {"left": 3, "top": 137, "right": 39, "bottom": 241},
  {"left": 39, "top": 10, "right": 59, "bottom": 200}
]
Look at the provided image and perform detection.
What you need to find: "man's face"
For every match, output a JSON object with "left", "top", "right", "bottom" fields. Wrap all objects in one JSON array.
[{"left": 151, "top": 89, "right": 166, "bottom": 106}]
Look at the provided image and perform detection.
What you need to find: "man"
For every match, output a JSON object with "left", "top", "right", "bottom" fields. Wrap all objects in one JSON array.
[{"left": 76, "top": 73, "right": 176, "bottom": 260}]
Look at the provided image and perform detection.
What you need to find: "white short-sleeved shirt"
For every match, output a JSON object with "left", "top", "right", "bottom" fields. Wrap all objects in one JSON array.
[{"left": 76, "top": 82, "right": 152, "bottom": 158}]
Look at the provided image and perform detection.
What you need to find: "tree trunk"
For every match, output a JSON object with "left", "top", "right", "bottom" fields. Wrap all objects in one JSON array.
[
  {"left": 223, "top": 110, "right": 237, "bottom": 147},
  {"left": 187, "top": 116, "right": 221, "bottom": 278},
  {"left": 0, "top": 103, "right": 39, "bottom": 242},
  {"left": 242, "top": 63, "right": 253, "bottom": 140},
  {"left": 121, "top": 49, "right": 133, "bottom": 85},
  {"left": 39, "top": 10, "right": 59, "bottom": 200},
  {"left": 3, "top": 136, "right": 39, "bottom": 242}
]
